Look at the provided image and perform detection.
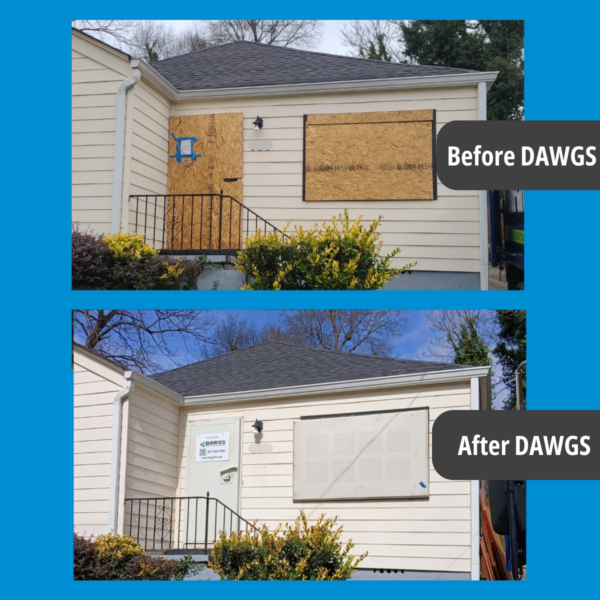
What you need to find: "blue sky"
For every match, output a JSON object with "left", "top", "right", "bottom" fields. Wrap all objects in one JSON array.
[
  {"left": 204, "top": 309, "right": 434, "bottom": 359},
  {"left": 202, "top": 309, "right": 506, "bottom": 407},
  {"left": 74, "top": 310, "right": 507, "bottom": 407}
]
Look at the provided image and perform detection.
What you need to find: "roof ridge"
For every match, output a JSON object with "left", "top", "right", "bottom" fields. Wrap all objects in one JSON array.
[
  {"left": 228, "top": 41, "right": 476, "bottom": 73},
  {"left": 149, "top": 342, "right": 265, "bottom": 375},
  {"left": 150, "top": 40, "right": 246, "bottom": 65},
  {"left": 150, "top": 39, "right": 476, "bottom": 73},
  {"left": 150, "top": 341, "right": 465, "bottom": 378},
  {"left": 257, "top": 340, "right": 463, "bottom": 367}
]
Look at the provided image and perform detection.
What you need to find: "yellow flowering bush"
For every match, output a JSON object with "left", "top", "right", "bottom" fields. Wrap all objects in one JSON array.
[
  {"left": 74, "top": 533, "right": 200, "bottom": 580},
  {"left": 209, "top": 511, "right": 367, "bottom": 580},
  {"left": 72, "top": 229, "right": 206, "bottom": 290},
  {"left": 94, "top": 532, "right": 143, "bottom": 562},
  {"left": 236, "top": 210, "right": 416, "bottom": 290},
  {"left": 103, "top": 231, "right": 158, "bottom": 264}
]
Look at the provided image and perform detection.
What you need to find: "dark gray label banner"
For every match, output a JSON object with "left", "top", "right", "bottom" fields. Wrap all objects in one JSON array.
[
  {"left": 432, "top": 410, "right": 600, "bottom": 480},
  {"left": 437, "top": 121, "right": 600, "bottom": 190}
]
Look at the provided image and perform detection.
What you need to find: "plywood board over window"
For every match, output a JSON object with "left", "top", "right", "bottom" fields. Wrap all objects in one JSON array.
[
  {"left": 293, "top": 408, "right": 430, "bottom": 501},
  {"left": 304, "top": 109, "right": 436, "bottom": 201},
  {"left": 167, "top": 113, "right": 243, "bottom": 250}
]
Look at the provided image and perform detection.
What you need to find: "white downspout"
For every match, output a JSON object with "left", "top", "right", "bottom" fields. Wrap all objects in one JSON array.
[
  {"left": 110, "top": 60, "right": 141, "bottom": 233},
  {"left": 477, "top": 81, "right": 489, "bottom": 290},
  {"left": 470, "top": 377, "right": 481, "bottom": 580},
  {"left": 108, "top": 379, "right": 135, "bottom": 532}
]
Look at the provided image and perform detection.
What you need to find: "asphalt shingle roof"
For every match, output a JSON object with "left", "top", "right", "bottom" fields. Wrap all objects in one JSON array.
[
  {"left": 150, "top": 41, "right": 477, "bottom": 91},
  {"left": 149, "top": 342, "right": 470, "bottom": 397}
]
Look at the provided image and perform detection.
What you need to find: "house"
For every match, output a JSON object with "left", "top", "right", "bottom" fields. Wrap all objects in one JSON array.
[
  {"left": 74, "top": 341, "right": 492, "bottom": 580},
  {"left": 72, "top": 28, "right": 498, "bottom": 290}
]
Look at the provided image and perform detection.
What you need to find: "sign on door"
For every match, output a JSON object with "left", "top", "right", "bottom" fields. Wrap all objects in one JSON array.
[{"left": 195, "top": 432, "right": 230, "bottom": 462}]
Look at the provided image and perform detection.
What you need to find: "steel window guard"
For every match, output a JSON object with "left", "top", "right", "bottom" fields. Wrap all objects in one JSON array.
[
  {"left": 124, "top": 493, "right": 257, "bottom": 553},
  {"left": 129, "top": 192, "right": 283, "bottom": 255}
]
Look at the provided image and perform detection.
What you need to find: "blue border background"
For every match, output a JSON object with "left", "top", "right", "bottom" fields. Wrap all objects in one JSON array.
[{"left": 5, "top": 2, "right": 599, "bottom": 593}]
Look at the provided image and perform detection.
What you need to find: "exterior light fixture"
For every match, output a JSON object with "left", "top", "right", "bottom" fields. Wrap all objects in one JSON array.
[
  {"left": 253, "top": 116, "right": 264, "bottom": 130},
  {"left": 252, "top": 419, "right": 264, "bottom": 433}
]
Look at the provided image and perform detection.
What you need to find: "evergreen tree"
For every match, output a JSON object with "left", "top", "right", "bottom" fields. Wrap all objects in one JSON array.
[
  {"left": 449, "top": 317, "right": 493, "bottom": 367},
  {"left": 493, "top": 310, "right": 526, "bottom": 410},
  {"left": 400, "top": 20, "right": 524, "bottom": 121},
  {"left": 360, "top": 34, "right": 392, "bottom": 61}
]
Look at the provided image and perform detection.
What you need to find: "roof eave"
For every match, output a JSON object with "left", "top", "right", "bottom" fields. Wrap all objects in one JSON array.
[
  {"left": 181, "top": 365, "right": 491, "bottom": 408},
  {"left": 72, "top": 27, "right": 132, "bottom": 61},
  {"left": 125, "top": 370, "right": 185, "bottom": 406},
  {"left": 136, "top": 59, "right": 179, "bottom": 101},
  {"left": 73, "top": 343, "right": 126, "bottom": 374},
  {"left": 171, "top": 70, "right": 499, "bottom": 101}
]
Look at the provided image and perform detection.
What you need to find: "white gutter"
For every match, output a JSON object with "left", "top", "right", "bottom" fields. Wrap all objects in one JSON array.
[
  {"left": 126, "top": 370, "right": 184, "bottom": 406},
  {"left": 478, "top": 80, "right": 490, "bottom": 290},
  {"left": 183, "top": 366, "right": 491, "bottom": 407},
  {"left": 108, "top": 379, "right": 135, "bottom": 533},
  {"left": 470, "top": 377, "right": 481, "bottom": 581},
  {"left": 174, "top": 71, "right": 499, "bottom": 101},
  {"left": 110, "top": 60, "right": 141, "bottom": 233}
]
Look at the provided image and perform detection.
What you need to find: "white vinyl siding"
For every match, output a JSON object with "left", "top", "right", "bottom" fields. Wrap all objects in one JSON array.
[
  {"left": 172, "top": 87, "right": 480, "bottom": 273},
  {"left": 179, "top": 380, "right": 473, "bottom": 573},
  {"left": 72, "top": 30, "right": 171, "bottom": 236},
  {"left": 124, "top": 81, "right": 171, "bottom": 234},
  {"left": 124, "top": 387, "right": 180, "bottom": 501},
  {"left": 73, "top": 350, "right": 125, "bottom": 537},
  {"left": 72, "top": 32, "right": 131, "bottom": 235}
]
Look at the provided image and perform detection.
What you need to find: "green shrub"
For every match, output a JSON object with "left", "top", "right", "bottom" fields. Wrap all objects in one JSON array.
[
  {"left": 73, "top": 533, "right": 200, "bottom": 581},
  {"left": 209, "top": 511, "right": 367, "bottom": 580},
  {"left": 95, "top": 532, "right": 143, "bottom": 563},
  {"left": 72, "top": 230, "right": 206, "bottom": 290},
  {"left": 236, "top": 210, "right": 415, "bottom": 290},
  {"left": 71, "top": 228, "right": 112, "bottom": 289},
  {"left": 103, "top": 231, "right": 158, "bottom": 264}
]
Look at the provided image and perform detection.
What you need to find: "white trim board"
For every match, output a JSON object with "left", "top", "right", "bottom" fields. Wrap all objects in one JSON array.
[
  {"left": 470, "top": 377, "right": 482, "bottom": 581},
  {"left": 183, "top": 366, "right": 491, "bottom": 407}
]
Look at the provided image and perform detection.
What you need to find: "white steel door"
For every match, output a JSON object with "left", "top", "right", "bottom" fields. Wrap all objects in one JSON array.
[{"left": 185, "top": 418, "right": 242, "bottom": 548}]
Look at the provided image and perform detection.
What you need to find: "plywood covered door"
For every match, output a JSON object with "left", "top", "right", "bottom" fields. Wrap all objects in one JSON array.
[{"left": 167, "top": 113, "right": 243, "bottom": 250}]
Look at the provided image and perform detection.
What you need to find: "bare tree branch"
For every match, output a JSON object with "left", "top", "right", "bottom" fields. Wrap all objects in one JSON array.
[
  {"left": 73, "top": 310, "right": 213, "bottom": 373},
  {"left": 340, "top": 20, "right": 403, "bottom": 61},
  {"left": 202, "top": 315, "right": 259, "bottom": 358},
  {"left": 72, "top": 20, "right": 135, "bottom": 47},
  {"left": 425, "top": 310, "right": 498, "bottom": 361},
  {"left": 279, "top": 310, "right": 407, "bottom": 355},
  {"left": 205, "top": 20, "right": 323, "bottom": 49},
  {"left": 126, "top": 21, "right": 182, "bottom": 61}
]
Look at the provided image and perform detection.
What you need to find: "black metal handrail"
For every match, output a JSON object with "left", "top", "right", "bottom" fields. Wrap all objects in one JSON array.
[
  {"left": 129, "top": 192, "right": 282, "bottom": 255},
  {"left": 124, "top": 492, "right": 257, "bottom": 553}
]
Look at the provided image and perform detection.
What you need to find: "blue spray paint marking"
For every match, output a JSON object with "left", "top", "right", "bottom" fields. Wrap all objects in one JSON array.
[
  {"left": 170, "top": 133, "right": 202, "bottom": 164},
  {"left": 419, "top": 482, "right": 427, "bottom": 488}
]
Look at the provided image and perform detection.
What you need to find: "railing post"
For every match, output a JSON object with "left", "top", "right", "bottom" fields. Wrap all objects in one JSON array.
[
  {"left": 219, "top": 190, "right": 224, "bottom": 251},
  {"left": 205, "top": 492, "right": 210, "bottom": 554}
]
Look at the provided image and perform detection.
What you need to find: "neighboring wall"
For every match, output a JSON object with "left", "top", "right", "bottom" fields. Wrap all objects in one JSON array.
[
  {"left": 73, "top": 349, "right": 125, "bottom": 537},
  {"left": 179, "top": 380, "right": 473, "bottom": 573},
  {"left": 72, "top": 32, "right": 131, "bottom": 235},
  {"left": 124, "top": 386, "right": 180, "bottom": 501},
  {"left": 124, "top": 80, "right": 171, "bottom": 235},
  {"left": 120, "top": 386, "right": 180, "bottom": 545},
  {"left": 171, "top": 86, "right": 480, "bottom": 274},
  {"left": 72, "top": 30, "right": 170, "bottom": 236}
]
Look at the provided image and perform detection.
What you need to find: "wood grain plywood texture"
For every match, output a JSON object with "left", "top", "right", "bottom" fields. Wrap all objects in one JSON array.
[
  {"left": 167, "top": 113, "right": 243, "bottom": 249},
  {"left": 304, "top": 109, "right": 436, "bottom": 201}
]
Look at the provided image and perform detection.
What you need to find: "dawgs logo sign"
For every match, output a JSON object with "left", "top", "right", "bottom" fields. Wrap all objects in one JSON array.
[{"left": 195, "top": 432, "right": 230, "bottom": 463}]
